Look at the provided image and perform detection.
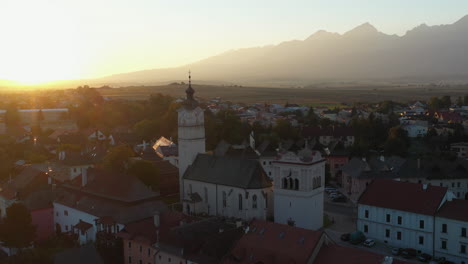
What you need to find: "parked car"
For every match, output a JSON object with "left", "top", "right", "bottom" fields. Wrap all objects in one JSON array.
[
  {"left": 363, "top": 239, "right": 375, "bottom": 247},
  {"left": 401, "top": 248, "right": 418, "bottom": 259},
  {"left": 340, "top": 233, "right": 350, "bottom": 241},
  {"left": 417, "top": 253, "right": 432, "bottom": 262},
  {"left": 391, "top": 248, "right": 402, "bottom": 256},
  {"left": 333, "top": 196, "right": 347, "bottom": 203},
  {"left": 349, "top": 231, "right": 366, "bottom": 245}
]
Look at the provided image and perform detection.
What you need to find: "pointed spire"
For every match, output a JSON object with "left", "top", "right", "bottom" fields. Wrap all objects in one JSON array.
[{"left": 184, "top": 70, "right": 198, "bottom": 109}]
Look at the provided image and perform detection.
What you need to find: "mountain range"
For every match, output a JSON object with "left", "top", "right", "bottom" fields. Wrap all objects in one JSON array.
[{"left": 93, "top": 15, "right": 468, "bottom": 86}]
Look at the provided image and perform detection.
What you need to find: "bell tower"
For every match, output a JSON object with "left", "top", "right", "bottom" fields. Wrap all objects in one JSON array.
[{"left": 177, "top": 72, "right": 206, "bottom": 201}]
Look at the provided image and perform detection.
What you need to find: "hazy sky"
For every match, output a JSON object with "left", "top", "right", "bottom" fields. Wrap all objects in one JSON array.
[{"left": 1, "top": 0, "right": 467, "bottom": 83}]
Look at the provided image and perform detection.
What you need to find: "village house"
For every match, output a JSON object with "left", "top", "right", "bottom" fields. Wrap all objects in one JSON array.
[
  {"left": 357, "top": 179, "right": 453, "bottom": 257},
  {"left": 302, "top": 127, "right": 354, "bottom": 147},
  {"left": 450, "top": 142, "right": 468, "bottom": 158}
]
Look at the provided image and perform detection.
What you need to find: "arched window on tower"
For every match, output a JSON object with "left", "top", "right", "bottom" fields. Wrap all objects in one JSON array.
[
  {"left": 282, "top": 178, "right": 288, "bottom": 189},
  {"left": 317, "top": 176, "right": 321, "bottom": 187},
  {"left": 294, "top": 179, "right": 299, "bottom": 190},
  {"left": 288, "top": 178, "right": 293, "bottom": 190},
  {"left": 204, "top": 187, "right": 208, "bottom": 202},
  {"left": 238, "top": 194, "right": 243, "bottom": 210},
  {"left": 222, "top": 191, "right": 227, "bottom": 208},
  {"left": 252, "top": 195, "right": 257, "bottom": 209}
]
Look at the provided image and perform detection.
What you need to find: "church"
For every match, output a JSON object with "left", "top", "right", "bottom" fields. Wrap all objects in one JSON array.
[{"left": 177, "top": 74, "right": 324, "bottom": 228}]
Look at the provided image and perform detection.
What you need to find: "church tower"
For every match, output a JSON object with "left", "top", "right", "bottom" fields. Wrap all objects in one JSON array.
[
  {"left": 177, "top": 72, "right": 206, "bottom": 201},
  {"left": 272, "top": 148, "right": 325, "bottom": 230}
]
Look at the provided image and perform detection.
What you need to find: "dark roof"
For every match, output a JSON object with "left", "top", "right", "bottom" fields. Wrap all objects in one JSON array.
[
  {"left": 183, "top": 154, "right": 272, "bottom": 189},
  {"left": 314, "top": 244, "right": 410, "bottom": 264},
  {"left": 397, "top": 158, "right": 468, "bottom": 180},
  {"left": 23, "top": 187, "right": 57, "bottom": 211},
  {"left": 358, "top": 179, "right": 447, "bottom": 216},
  {"left": 436, "top": 199, "right": 468, "bottom": 222},
  {"left": 54, "top": 187, "right": 167, "bottom": 224},
  {"left": 224, "top": 219, "right": 323, "bottom": 264},
  {"left": 54, "top": 245, "right": 104, "bottom": 264},
  {"left": 66, "top": 168, "right": 159, "bottom": 203},
  {"left": 74, "top": 220, "right": 93, "bottom": 233},
  {"left": 59, "top": 151, "right": 92, "bottom": 166},
  {"left": 342, "top": 156, "right": 405, "bottom": 179}
]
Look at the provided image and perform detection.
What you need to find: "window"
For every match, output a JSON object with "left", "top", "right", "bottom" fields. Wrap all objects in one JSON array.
[
  {"left": 65, "top": 225, "right": 68, "bottom": 231},
  {"left": 386, "top": 214, "right": 391, "bottom": 223},
  {"left": 364, "top": 225, "right": 368, "bottom": 233},
  {"left": 64, "top": 210, "right": 68, "bottom": 216},
  {"left": 397, "top": 216, "right": 402, "bottom": 225},
  {"left": 419, "top": 236, "right": 424, "bottom": 245},
  {"left": 452, "top": 183, "right": 455, "bottom": 187},
  {"left": 147, "top": 248, "right": 150, "bottom": 257},
  {"left": 385, "top": 229, "right": 390, "bottom": 238},
  {"left": 252, "top": 195, "right": 257, "bottom": 209},
  {"left": 440, "top": 183, "right": 443, "bottom": 187},
  {"left": 441, "top": 240, "right": 447, "bottom": 250},
  {"left": 128, "top": 257, "right": 132, "bottom": 264},
  {"left": 461, "top": 244, "right": 466, "bottom": 254},
  {"left": 265, "top": 193, "right": 268, "bottom": 208},
  {"left": 222, "top": 191, "right": 227, "bottom": 208},
  {"left": 168, "top": 257, "right": 171, "bottom": 262},
  {"left": 56, "top": 212, "right": 59, "bottom": 217},
  {"left": 128, "top": 242, "right": 132, "bottom": 248},
  {"left": 139, "top": 260, "right": 142, "bottom": 264},
  {"left": 282, "top": 178, "right": 288, "bottom": 189},
  {"left": 365, "top": 210, "right": 369, "bottom": 218},
  {"left": 238, "top": 194, "right": 243, "bottom": 210},
  {"left": 263, "top": 161, "right": 266, "bottom": 165},
  {"left": 294, "top": 178, "right": 299, "bottom": 190},
  {"left": 189, "top": 184, "right": 192, "bottom": 194},
  {"left": 442, "top": 223, "right": 447, "bottom": 233},
  {"left": 462, "top": 227, "right": 467, "bottom": 237},
  {"left": 419, "top": 220, "right": 425, "bottom": 229},
  {"left": 397, "top": 232, "right": 402, "bottom": 240}
]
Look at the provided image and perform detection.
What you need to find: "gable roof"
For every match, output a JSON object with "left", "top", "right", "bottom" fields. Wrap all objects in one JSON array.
[
  {"left": 358, "top": 179, "right": 447, "bottom": 216},
  {"left": 54, "top": 245, "right": 104, "bottom": 264},
  {"left": 436, "top": 199, "right": 468, "bottom": 222},
  {"left": 183, "top": 154, "right": 271, "bottom": 189},
  {"left": 224, "top": 219, "right": 323, "bottom": 264}
]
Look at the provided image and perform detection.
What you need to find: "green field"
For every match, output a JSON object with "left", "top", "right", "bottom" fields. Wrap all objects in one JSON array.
[{"left": 98, "top": 84, "right": 468, "bottom": 105}]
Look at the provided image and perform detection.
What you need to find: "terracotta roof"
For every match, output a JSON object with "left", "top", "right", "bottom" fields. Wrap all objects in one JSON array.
[
  {"left": 436, "top": 199, "right": 468, "bottom": 222},
  {"left": 314, "top": 244, "right": 410, "bottom": 264},
  {"left": 358, "top": 179, "right": 447, "bottom": 216},
  {"left": 74, "top": 220, "right": 93, "bottom": 233},
  {"left": 224, "top": 219, "right": 323, "bottom": 264}
]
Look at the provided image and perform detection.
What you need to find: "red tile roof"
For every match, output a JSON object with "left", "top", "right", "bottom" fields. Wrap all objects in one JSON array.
[
  {"left": 436, "top": 199, "right": 468, "bottom": 222},
  {"left": 358, "top": 179, "right": 447, "bottom": 216},
  {"left": 314, "top": 244, "right": 410, "bottom": 264},
  {"left": 224, "top": 219, "right": 323, "bottom": 264}
]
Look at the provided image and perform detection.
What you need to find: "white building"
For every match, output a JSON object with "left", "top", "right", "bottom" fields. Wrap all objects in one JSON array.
[
  {"left": 451, "top": 142, "right": 468, "bottom": 158},
  {"left": 401, "top": 120, "right": 428, "bottom": 138},
  {"left": 435, "top": 199, "right": 468, "bottom": 264},
  {"left": 177, "top": 76, "right": 206, "bottom": 201},
  {"left": 182, "top": 154, "right": 273, "bottom": 221},
  {"left": 357, "top": 179, "right": 452, "bottom": 256},
  {"left": 272, "top": 149, "right": 325, "bottom": 230}
]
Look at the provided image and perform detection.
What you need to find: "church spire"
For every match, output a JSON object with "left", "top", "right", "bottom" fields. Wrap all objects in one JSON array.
[{"left": 184, "top": 70, "right": 198, "bottom": 109}]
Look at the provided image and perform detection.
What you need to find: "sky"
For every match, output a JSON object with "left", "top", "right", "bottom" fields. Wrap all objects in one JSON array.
[{"left": 1, "top": 0, "right": 468, "bottom": 84}]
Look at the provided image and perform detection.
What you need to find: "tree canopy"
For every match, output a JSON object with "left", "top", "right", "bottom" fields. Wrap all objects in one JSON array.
[{"left": 0, "top": 203, "right": 36, "bottom": 249}]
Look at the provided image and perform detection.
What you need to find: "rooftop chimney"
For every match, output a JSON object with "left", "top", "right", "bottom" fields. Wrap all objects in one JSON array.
[
  {"left": 153, "top": 211, "right": 160, "bottom": 227},
  {"left": 81, "top": 167, "right": 88, "bottom": 187}
]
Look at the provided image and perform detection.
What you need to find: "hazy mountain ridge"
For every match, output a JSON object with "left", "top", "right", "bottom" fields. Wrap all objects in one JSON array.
[
  {"left": 98, "top": 15, "right": 468, "bottom": 86},
  {"left": 13, "top": 15, "right": 468, "bottom": 88}
]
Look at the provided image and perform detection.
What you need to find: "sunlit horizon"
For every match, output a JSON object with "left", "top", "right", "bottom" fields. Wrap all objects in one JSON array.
[{"left": 1, "top": 0, "right": 468, "bottom": 85}]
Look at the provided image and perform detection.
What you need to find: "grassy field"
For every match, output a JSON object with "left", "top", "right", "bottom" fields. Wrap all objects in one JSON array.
[{"left": 98, "top": 84, "right": 468, "bottom": 105}]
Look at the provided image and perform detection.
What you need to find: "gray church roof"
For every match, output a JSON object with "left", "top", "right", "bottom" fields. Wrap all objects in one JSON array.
[{"left": 183, "top": 154, "right": 272, "bottom": 189}]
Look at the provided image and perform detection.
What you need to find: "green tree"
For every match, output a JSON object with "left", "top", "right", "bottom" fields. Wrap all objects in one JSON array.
[
  {"left": 456, "top": 96, "right": 463, "bottom": 106},
  {"left": 102, "top": 145, "right": 134, "bottom": 172},
  {"left": 0, "top": 203, "right": 36, "bottom": 249},
  {"left": 428, "top": 97, "right": 441, "bottom": 110},
  {"left": 127, "top": 160, "right": 159, "bottom": 190},
  {"left": 273, "top": 119, "right": 297, "bottom": 140},
  {"left": 440, "top": 95, "right": 451, "bottom": 108},
  {"left": 134, "top": 119, "right": 160, "bottom": 141},
  {"left": 384, "top": 126, "right": 409, "bottom": 156}
]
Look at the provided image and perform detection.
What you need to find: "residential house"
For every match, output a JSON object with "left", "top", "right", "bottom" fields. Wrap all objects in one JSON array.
[
  {"left": 153, "top": 137, "right": 178, "bottom": 167},
  {"left": 357, "top": 179, "right": 453, "bottom": 256},
  {"left": 435, "top": 112, "right": 463, "bottom": 124},
  {"left": 435, "top": 199, "right": 468, "bottom": 264},
  {"left": 224, "top": 219, "right": 330, "bottom": 264},
  {"left": 341, "top": 156, "right": 406, "bottom": 202},
  {"left": 451, "top": 142, "right": 468, "bottom": 158},
  {"left": 53, "top": 168, "right": 167, "bottom": 245},
  {"left": 401, "top": 120, "right": 428, "bottom": 138},
  {"left": 302, "top": 127, "right": 354, "bottom": 147}
]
